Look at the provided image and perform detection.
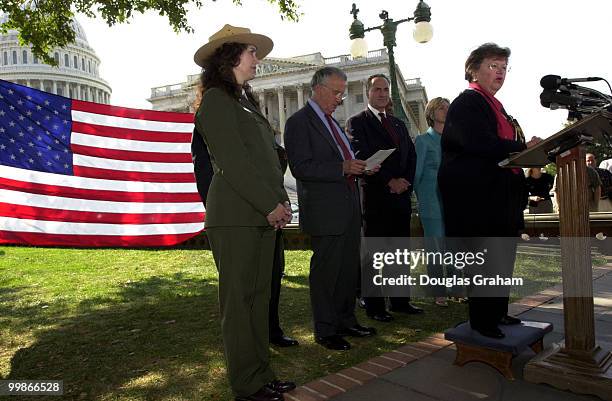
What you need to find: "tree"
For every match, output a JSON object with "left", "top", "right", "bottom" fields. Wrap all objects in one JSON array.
[{"left": 0, "top": 0, "right": 300, "bottom": 65}]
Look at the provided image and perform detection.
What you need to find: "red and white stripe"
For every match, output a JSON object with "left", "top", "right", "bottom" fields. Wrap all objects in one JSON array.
[{"left": 0, "top": 100, "right": 205, "bottom": 247}]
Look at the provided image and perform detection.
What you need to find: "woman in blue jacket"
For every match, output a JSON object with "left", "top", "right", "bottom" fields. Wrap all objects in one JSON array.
[{"left": 414, "top": 97, "right": 452, "bottom": 306}]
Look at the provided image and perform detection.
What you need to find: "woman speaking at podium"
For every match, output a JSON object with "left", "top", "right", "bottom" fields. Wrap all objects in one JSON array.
[{"left": 438, "top": 43, "right": 539, "bottom": 339}]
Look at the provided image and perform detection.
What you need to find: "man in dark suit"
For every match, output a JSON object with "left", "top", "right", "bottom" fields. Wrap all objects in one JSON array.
[
  {"left": 347, "top": 74, "right": 423, "bottom": 322},
  {"left": 284, "top": 67, "right": 376, "bottom": 351},
  {"left": 191, "top": 127, "right": 298, "bottom": 348}
]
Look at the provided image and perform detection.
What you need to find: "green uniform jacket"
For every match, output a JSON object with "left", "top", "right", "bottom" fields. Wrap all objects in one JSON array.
[{"left": 195, "top": 88, "right": 288, "bottom": 227}]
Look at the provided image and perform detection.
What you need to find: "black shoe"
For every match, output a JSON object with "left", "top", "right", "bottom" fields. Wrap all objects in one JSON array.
[
  {"left": 270, "top": 335, "right": 299, "bottom": 347},
  {"left": 315, "top": 335, "right": 351, "bottom": 350},
  {"left": 235, "top": 385, "right": 283, "bottom": 401},
  {"left": 338, "top": 324, "right": 377, "bottom": 337},
  {"left": 265, "top": 379, "right": 296, "bottom": 393},
  {"left": 367, "top": 312, "right": 394, "bottom": 322},
  {"left": 475, "top": 327, "right": 505, "bottom": 339},
  {"left": 499, "top": 315, "right": 521, "bottom": 325},
  {"left": 390, "top": 303, "right": 424, "bottom": 314}
]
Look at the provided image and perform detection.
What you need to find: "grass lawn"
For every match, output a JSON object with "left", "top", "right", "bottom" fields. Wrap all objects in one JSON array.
[{"left": 0, "top": 245, "right": 602, "bottom": 400}]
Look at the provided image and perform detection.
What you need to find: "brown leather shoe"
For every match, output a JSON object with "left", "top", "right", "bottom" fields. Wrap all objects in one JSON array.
[{"left": 235, "top": 386, "right": 283, "bottom": 401}]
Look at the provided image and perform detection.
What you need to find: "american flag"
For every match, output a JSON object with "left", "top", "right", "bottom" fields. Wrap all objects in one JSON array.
[{"left": 0, "top": 79, "right": 205, "bottom": 247}]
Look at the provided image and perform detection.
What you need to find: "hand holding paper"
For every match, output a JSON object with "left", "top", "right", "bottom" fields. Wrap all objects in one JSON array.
[{"left": 365, "top": 148, "right": 395, "bottom": 171}]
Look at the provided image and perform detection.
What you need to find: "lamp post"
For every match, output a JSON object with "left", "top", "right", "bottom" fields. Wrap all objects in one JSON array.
[{"left": 349, "top": 2, "right": 432, "bottom": 127}]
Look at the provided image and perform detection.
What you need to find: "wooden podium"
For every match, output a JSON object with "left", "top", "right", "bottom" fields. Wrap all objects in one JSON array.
[{"left": 501, "top": 110, "right": 612, "bottom": 400}]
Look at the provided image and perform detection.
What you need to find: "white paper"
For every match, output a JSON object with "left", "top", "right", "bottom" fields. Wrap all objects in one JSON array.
[{"left": 365, "top": 148, "right": 395, "bottom": 171}]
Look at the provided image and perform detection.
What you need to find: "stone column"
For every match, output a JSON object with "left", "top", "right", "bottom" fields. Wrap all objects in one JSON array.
[
  {"left": 26, "top": 80, "right": 31, "bottom": 88},
  {"left": 39, "top": 80, "right": 44, "bottom": 91},
  {"left": 277, "top": 86, "right": 285, "bottom": 139},
  {"left": 258, "top": 91, "right": 266, "bottom": 115},
  {"left": 297, "top": 84, "right": 304, "bottom": 109},
  {"left": 52, "top": 81, "right": 58, "bottom": 95},
  {"left": 362, "top": 80, "right": 368, "bottom": 105},
  {"left": 344, "top": 82, "right": 352, "bottom": 119}
]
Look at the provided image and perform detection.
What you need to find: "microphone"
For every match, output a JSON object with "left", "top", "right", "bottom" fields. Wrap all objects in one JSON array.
[
  {"left": 540, "top": 74, "right": 603, "bottom": 90},
  {"left": 540, "top": 90, "right": 580, "bottom": 109}
]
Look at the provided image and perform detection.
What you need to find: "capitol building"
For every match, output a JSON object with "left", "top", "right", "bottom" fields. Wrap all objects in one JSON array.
[
  {"left": 0, "top": 15, "right": 111, "bottom": 103},
  {"left": 148, "top": 49, "right": 429, "bottom": 140}
]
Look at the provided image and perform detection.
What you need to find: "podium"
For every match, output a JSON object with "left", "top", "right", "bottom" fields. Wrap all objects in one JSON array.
[{"left": 500, "top": 110, "right": 612, "bottom": 400}]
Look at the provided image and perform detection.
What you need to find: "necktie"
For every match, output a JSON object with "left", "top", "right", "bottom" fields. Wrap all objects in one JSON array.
[
  {"left": 379, "top": 112, "right": 400, "bottom": 146},
  {"left": 324, "top": 114, "right": 356, "bottom": 191}
]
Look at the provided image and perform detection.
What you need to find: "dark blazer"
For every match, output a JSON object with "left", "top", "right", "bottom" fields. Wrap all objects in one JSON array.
[
  {"left": 191, "top": 128, "right": 214, "bottom": 207},
  {"left": 347, "top": 109, "right": 416, "bottom": 217},
  {"left": 284, "top": 102, "right": 356, "bottom": 236},
  {"left": 438, "top": 89, "right": 527, "bottom": 237},
  {"left": 195, "top": 88, "right": 288, "bottom": 228}
]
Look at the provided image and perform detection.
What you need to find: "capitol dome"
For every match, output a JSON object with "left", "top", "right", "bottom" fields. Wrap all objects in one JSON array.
[{"left": 0, "top": 15, "right": 111, "bottom": 103}]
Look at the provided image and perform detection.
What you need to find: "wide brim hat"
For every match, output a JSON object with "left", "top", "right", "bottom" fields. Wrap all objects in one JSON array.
[{"left": 194, "top": 24, "right": 274, "bottom": 67}]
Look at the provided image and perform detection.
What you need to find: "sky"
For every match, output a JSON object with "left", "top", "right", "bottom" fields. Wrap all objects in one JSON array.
[{"left": 78, "top": 0, "right": 612, "bottom": 139}]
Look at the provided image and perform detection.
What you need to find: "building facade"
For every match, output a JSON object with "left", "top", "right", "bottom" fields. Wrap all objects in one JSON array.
[
  {"left": 148, "top": 49, "right": 428, "bottom": 140},
  {"left": 0, "top": 16, "right": 112, "bottom": 104}
]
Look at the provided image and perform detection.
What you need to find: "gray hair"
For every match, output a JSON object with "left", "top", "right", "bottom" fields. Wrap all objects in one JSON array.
[{"left": 310, "top": 67, "right": 347, "bottom": 89}]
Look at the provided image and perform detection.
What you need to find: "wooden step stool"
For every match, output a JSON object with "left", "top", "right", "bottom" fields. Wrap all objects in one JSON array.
[{"left": 444, "top": 321, "right": 553, "bottom": 380}]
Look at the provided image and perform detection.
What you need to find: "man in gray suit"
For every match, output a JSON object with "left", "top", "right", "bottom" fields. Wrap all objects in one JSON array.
[{"left": 284, "top": 67, "right": 377, "bottom": 351}]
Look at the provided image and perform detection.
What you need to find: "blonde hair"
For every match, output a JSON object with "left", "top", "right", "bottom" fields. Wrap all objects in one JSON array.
[{"left": 425, "top": 97, "right": 450, "bottom": 128}]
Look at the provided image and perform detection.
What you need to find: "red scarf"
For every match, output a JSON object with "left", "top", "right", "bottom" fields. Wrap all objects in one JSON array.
[{"left": 469, "top": 82, "right": 515, "bottom": 141}]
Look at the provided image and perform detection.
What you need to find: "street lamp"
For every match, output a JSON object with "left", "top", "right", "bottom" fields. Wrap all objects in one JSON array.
[{"left": 349, "top": 1, "right": 432, "bottom": 125}]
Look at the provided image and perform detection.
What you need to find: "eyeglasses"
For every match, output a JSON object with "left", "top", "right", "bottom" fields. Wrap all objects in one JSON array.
[
  {"left": 320, "top": 84, "right": 347, "bottom": 101},
  {"left": 487, "top": 63, "right": 511, "bottom": 73}
]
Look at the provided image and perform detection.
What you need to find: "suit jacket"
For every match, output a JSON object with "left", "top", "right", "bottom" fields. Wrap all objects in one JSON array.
[
  {"left": 438, "top": 89, "right": 527, "bottom": 237},
  {"left": 347, "top": 109, "right": 416, "bottom": 217},
  {"left": 414, "top": 127, "right": 443, "bottom": 219},
  {"left": 195, "top": 88, "right": 288, "bottom": 227},
  {"left": 284, "top": 102, "right": 357, "bottom": 236}
]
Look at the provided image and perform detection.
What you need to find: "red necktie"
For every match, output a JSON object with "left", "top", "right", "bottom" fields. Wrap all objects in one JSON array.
[
  {"left": 325, "top": 114, "right": 356, "bottom": 191},
  {"left": 379, "top": 112, "right": 400, "bottom": 146}
]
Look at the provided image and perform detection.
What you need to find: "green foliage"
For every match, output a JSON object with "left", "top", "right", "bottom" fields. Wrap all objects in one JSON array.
[
  {"left": 543, "top": 162, "right": 557, "bottom": 176},
  {"left": 0, "top": 0, "right": 301, "bottom": 65}
]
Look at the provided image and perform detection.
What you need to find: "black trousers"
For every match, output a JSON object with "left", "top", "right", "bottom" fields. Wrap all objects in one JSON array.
[
  {"left": 467, "top": 238, "right": 517, "bottom": 330},
  {"left": 269, "top": 230, "right": 286, "bottom": 339},
  {"left": 309, "top": 193, "right": 361, "bottom": 337},
  {"left": 362, "top": 206, "right": 412, "bottom": 315}
]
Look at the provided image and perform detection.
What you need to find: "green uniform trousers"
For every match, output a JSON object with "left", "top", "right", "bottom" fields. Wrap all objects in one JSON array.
[{"left": 207, "top": 226, "right": 277, "bottom": 397}]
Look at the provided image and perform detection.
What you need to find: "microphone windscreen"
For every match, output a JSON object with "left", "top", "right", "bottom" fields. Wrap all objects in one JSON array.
[{"left": 540, "top": 75, "right": 561, "bottom": 90}]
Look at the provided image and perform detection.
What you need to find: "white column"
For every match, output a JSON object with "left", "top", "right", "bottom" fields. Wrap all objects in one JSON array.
[
  {"left": 39, "top": 80, "right": 44, "bottom": 91},
  {"left": 52, "top": 81, "right": 58, "bottom": 95},
  {"left": 258, "top": 91, "right": 266, "bottom": 115},
  {"left": 344, "top": 82, "right": 352, "bottom": 119},
  {"left": 277, "top": 86, "right": 285, "bottom": 139},
  {"left": 362, "top": 80, "right": 368, "bottom": 105},
  {"left": 297, "top": 84, "right": 304, "bottom": 109}
]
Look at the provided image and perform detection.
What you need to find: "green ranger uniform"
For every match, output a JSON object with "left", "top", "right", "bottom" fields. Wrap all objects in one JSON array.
[{"left": 195, "top": 87, "right": 289, "bottom": 397}]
